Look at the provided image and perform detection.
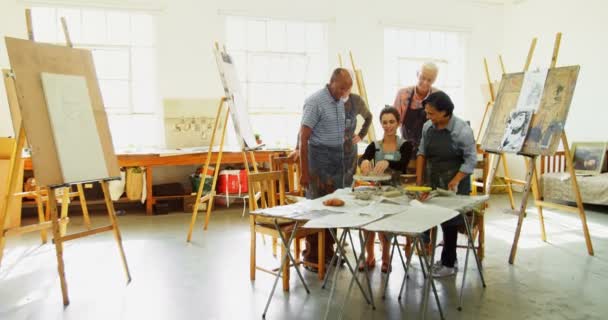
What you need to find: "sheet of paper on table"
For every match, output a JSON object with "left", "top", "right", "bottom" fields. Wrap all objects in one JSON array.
[
  {"left": 423, "top": 195, "right": 489, "bottom": 213},
  {"left": 364, "top": 201, "right": 460, "bottom": 234},
  {"left": 303, "top": 211, "right": 387, "bottom": 229}
]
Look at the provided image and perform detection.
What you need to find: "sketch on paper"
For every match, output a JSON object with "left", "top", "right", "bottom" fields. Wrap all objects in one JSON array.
[
  {"left": 499, "top": 109, "right": 533, "bottom": 153},
  {"left": 516, "top": 69, "right": 548, "bottom": 111},
  {"left": 480, "top": 72, "right": 524, "bottom": 153},
  {"left": 521, "top": 66, "right": 579, "bottom": 155},
  {"left": 41, "top": 73, "right": 109, "bottom": 183},
  {"left": 214, "top": 47, "right": 258, "bottom": 148},
  {"left": 164, "top": 99, "right": 223, "bottom": 149}
]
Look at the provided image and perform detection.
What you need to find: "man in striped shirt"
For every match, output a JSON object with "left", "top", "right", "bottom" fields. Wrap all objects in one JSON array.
[{"left": 299, "top": 68, "right": 353, "bottom": 267}]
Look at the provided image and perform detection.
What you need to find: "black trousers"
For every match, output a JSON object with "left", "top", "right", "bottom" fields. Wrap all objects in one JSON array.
[{"left": 440, "top": 223, "right": 459, "bottom": 268}]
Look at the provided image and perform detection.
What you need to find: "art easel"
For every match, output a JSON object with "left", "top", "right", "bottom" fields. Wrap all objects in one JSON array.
[
  {"left": 1, "top": 11, "right": 131, "bottom": 305},
  {"left": 186, "top": 43, "right": 262, "bottom": 241},
  {"left": 484, "top": 33, "right": 593, "bottom": 264},
  {"left": 337, "top": 51, "right": 377, "bottom": 142},
  {"left": 0, "top": 11, "right": 92, "bottom": 268}
]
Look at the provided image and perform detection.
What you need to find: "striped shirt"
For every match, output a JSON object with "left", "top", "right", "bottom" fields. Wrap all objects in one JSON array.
[
  {"left": 418, "top": 115, "right": 477, "bottom": 174},
  {"left": 301, "top": 86, "right": 345, "bottom": 147}
]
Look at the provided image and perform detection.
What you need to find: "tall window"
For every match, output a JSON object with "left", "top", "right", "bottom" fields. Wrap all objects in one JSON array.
[
  {"left": 31, "top": 7, "right": 160, "bottom": 148},
  {"left": 384, "top": 28, "right": 466, "bottom": 111},
  {"left": 225, "top": 16, "right": 328, "bottom": 147}
]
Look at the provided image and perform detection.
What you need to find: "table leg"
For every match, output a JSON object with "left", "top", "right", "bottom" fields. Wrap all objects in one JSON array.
[
  {"left": 262, "top": 220, "right": 307, "bottom": 318},
  {"left": 145, "top": 166, "right": 154, "bottom": 216}
]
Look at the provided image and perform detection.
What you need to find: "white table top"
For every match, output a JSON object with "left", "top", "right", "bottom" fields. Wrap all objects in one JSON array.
[{"left": 251, "top": 188, "right": 489, "bottom": 234}]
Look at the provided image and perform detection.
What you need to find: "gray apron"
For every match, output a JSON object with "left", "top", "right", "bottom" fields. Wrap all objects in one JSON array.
[
  {"left": 425, "top": 126, "right": 471, "bottom": 226},
  {"left": 374, "top": 137, "right": 406, "bottom": 186},
  {"left": 400, "top": 88, "right": 426, "bottom": 160},
  {"left": 307, "top": 143, "right": 345, "bottom": 199}
]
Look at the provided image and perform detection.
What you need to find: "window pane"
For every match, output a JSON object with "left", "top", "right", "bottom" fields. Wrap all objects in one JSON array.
[
  {"left": 285, "top": 84, "right": 306, "bottom": 111},
  {"left": 226, "top": 17, "right": 246, "bottom": 50},
  {"left": 267, "top": 20, "right": 286, "bottom": 52},
  {"left": 131, "top": 13, "right": 155, "bottom": 46},
  {"left": 248, "top": 54, "right": 271, "bottom": 82},
  {"left": 99, "top": 80, "right": 130, "bottom": 110},
  {"left": 305, "top": 23, "right": 324, "bottom": 53},
  {"left": 57, "top": 8, "right": 82, "bottom": 43},
  {"left": 82, "top": 10, "right": 107, "bottom": 43},
  {"left": 268, "top": 55, "right": 288, "bottom": 82},
  {"left": 132, "top": 48, "right": 157, "bottom": 113},
  {"left": 286, "top": 22, "right": 306, "bottom": 52},
  {"left": 31, "top": 7, "right": 58, "bottom": 43},
  {"left": 92, "top": 48, "right": 130, "bottom": 79},
  {"left": 107, "top": 11, "right": 130, "bottom": 45},
  {"left": 246, "top": 20, "right": 266, "bottom": 51},
  {"left": 288, "top": 55, "right": 307, "bottom": 82},
  {"left": 305, "top": 53, "right": 325, "bottom": 83},
  {"left": 250, "top": 114, "right": 300, "bottom": 148}
]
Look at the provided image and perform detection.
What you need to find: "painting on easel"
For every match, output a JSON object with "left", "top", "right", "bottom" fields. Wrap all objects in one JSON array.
[
  {"left": 480, "top": 72, "right": 524, "bottom": 153},
  {"left": 499, "top": 109, "right": 533, "bottom": 153},
  {"left": 481, "top": 65, "right": 579, "bottom": 156},
  {"left": 521, "top": 66, "right": 579, "bottom": 155}
]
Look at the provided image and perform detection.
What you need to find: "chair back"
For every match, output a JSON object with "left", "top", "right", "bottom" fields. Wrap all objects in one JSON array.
[
  {"left": 271, "top": 156, "right": 303, "bottom": 196},
  {"left": 247, "top": 171, "right": 285, "bottom": 211}
]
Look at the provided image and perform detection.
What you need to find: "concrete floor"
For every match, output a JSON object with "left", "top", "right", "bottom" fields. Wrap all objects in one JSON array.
[{"left": 1, "top": 194, "right": 608, "bottom": 320}]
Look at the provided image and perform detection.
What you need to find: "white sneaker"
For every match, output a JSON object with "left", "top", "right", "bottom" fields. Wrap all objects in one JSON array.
[
  {"left": 432, "top": 265, "right": 456, "bottom": 278},
  {"left": 432, "top": 259, "right": 458, "bottom": 271}
]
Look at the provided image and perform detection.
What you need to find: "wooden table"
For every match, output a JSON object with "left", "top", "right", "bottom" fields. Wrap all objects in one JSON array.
[{"left": 24, "top": 149, "right": 287, "bottom": 215}]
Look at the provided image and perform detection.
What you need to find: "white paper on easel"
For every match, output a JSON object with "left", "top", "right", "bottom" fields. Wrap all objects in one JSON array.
[
  {"left": 214, "top": 48, "right": 258, "bottom": 148},
  {"left": 41, "top": 73, "right": 109, "bottom": 184},
  {"left": 516, "top": 68, "right": 549, "bottom": 111}
]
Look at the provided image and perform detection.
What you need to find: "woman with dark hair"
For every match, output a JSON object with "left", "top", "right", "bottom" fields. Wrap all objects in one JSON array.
[
  {"left": 358, "top": 107, "right": 412, "bottom": 273},
  {"left": 417, "top": 91, "right": 477, "bottom": 278}
]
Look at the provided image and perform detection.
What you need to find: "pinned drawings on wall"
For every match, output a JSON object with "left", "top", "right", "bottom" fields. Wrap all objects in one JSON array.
[
  {"left": 163, "top": 99, "right": 223, "bottom": 149},
  {"left": 480, "top": 65, "right": 580, "bottom": 156},
  {"left": 499, "top": 109, "right": 533, "bottom": 153},
  {"left": 213, "top": 46, "right": 258, "bottom": 149}
]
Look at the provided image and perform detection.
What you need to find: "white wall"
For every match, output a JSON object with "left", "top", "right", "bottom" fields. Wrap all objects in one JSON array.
[
  {"left": 158, "top": 0, "right": 504, "bottom": 141},
  {"left": 0, "top": 0, "right": 504, "bottom": 143},
  {"left": 501, "top": 0, "right": 608, "bottom": 181},
  {"left": 0, "top": 1, "right": 26, "bottom": 137}
]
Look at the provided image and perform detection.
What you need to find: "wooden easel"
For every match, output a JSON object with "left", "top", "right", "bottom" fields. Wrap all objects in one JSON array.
[
  {"left": 484, "top": 33, "right": 594, "bottom": 264},
  {"left": 186, "top": 43, "right": 261, "bottom": 241},
  {"left": 0, "top": 12, "right": 92, "bottom": 268},
  {"left": 0, "top": 10, "right": 131, "bottom": 305},
  {"left": 337, "top": 51, "right": 377, "bottom": 142},
  {"left": 477, "top": 51, "right": 537, "bottom": 209}
]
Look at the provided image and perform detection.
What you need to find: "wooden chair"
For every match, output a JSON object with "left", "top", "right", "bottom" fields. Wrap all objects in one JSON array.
[
  {"left": 471, "top": 144, "right": 490, "bottom": 195},
  {"left": 248, "top": 171, "right": 325, "bottom": 292},
  {"left": 270, "top": 155, "right": 304, "bottom": 197}
]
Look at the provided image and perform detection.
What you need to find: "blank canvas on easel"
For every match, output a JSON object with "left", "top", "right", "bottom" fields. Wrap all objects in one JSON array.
[
  {"left": 5, "top": 37, "right": 120, "bottom": 186},
  {"left": 41, "top": 72, "right": 109, "bottom": 182},
  {"left": 481, "top": 66, "right": 579, "bottom": 156}
]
